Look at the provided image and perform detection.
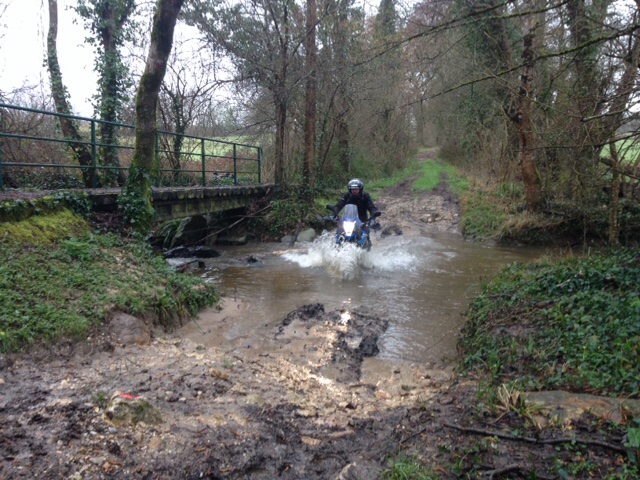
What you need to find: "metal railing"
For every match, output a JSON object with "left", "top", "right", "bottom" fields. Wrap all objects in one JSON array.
[{"left": 0, "top": 103, "right": 263, "bottom": 190}]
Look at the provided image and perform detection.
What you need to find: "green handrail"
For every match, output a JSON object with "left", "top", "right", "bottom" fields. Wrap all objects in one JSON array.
[{"left": 0, "top": 103, "right": 263, "bottom": 190}]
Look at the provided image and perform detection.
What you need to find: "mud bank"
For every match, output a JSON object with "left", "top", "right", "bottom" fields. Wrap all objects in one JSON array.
[{"left": 0, "top": 301, "right": 454, "bottom": 479}]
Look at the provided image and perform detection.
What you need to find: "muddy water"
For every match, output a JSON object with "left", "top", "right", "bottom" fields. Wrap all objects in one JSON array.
[{"left": 180, "top": 231, "right": 543, "bottom": 366}]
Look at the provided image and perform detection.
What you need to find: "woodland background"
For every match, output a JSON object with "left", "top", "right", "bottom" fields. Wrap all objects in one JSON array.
[{"left": 1, "top": 0, "right": 640, "bottom": 242}]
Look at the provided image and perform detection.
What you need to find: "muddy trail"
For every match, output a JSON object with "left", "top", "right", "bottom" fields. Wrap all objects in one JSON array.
[{"left": 0, "top": 171, "right": 628, "bottom": 479}]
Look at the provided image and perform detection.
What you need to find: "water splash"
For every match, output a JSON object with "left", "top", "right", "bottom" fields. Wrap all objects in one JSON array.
[
  {"left": 283, "top": 233, "right": 418, "bottom": 278},
  {"left": 364, "top": 236, "right": 420, "bottom": 271}
]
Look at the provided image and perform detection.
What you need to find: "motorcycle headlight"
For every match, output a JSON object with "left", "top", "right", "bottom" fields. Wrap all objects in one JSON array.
[{"left": 343, "top": 220, "right": 356, "bottom": 236}]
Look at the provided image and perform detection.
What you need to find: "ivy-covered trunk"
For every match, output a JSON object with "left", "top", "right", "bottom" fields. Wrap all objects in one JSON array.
[
  {"left": 98, "top": 52, "right": 127, "bottom": 187},
  {"left": 74, "top": 0, "right": 136, "bottom": 188},
  {"left": 119, "top": 0, "right": 184, "bottom": 232}
]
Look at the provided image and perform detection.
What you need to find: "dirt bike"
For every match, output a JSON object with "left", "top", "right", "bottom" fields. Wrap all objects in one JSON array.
[{"left": 324, "top": 204, "right": 382, "bottom": 251}]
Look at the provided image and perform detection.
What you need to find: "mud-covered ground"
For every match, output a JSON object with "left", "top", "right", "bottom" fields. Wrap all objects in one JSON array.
[{"left": 0, "top": 169, "right": 632, "bottom": 479}]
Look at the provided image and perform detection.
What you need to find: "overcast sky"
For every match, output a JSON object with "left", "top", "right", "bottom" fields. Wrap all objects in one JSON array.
[
  {"left": 0, "top": 0, "right": 97, "bottom": 116},
  {"left": 0, "top": 0, "right": 389, "bottom": 119}
]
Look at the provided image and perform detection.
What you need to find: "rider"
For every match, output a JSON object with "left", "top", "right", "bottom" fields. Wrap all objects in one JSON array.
[{"left": 330, "top": 178, "right": 380, "bottom": 226}]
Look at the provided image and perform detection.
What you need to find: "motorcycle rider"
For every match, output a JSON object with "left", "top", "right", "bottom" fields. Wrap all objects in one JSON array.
[{"left": 330, "top": 178, "right": 380, "bottom": 228}]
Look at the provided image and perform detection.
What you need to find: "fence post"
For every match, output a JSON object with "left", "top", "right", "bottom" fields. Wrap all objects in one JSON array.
[
  {"left": 233, "top": 143, "right": 238, "bottom": 185},
  {"left": 201, "top": 139, "right": 206, "bottom": 186},
  {"left": 0, "top": 141, "right": 4, "bottom": 189},
  {"left": 154, "top": 134, "right": 160, "bottom": 187},
  {"left": 90, "top": 120, "right": 97, "bottom": 188}
]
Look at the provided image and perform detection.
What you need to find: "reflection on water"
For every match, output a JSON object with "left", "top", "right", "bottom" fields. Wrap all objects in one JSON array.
[{"left": 187, "top": 231, "right": 544, "bottom": 366}]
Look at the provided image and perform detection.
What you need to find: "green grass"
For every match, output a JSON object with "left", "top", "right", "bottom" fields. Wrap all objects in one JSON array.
[
  {"left": 601, "top": 139, "right": 640, "bottom": 166},
  {"left": 458, "top": 248, "right": 640, "bottom": 397},
  {"left": 156, "top": 135, "right": 260, "bottom": 159},
  {"left": 368, "top": 149, "right": 468, "bottom": 194},
  {"left": 367, "top": 161, "right": 422, "bottom": 191},
  {"left": 382, "top": 455, "right": 440, "bottom": 480},
  {"left": 0, "top": 228, "right": 219, "bottom": 352}
]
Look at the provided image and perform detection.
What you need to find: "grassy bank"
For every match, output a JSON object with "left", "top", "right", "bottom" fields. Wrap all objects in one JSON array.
[
  {"left": 0, "top": 208, "right": 218, "bottom": 352},
  {"left": 458, "top": 248, "right": 640, "bottom": 397}
]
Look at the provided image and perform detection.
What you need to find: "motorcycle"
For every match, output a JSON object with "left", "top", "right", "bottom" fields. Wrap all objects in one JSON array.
[{"left": 325, "top": 204, "right": 382, "bottom": 251}]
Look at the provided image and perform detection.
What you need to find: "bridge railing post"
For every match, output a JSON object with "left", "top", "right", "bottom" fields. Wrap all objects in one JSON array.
[
  {"left": 201, "top": 139, "right": 206, "bottom": 187},
  {"left": 233, "top": 144, "right": 238, "bottom": 185},
  {"left": 154, "top": 134, "right": 160, "bottom": 187},
  {"left": 0, "top": 140, "right": 4, "bottom": 189},
  {"left": 90, "top": 120, "right": 98, "bottom": 188}
]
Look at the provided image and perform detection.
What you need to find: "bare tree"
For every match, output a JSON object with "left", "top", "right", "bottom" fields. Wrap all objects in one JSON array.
[
  {"left": 415, "top": 0, "right": 640, "bottom": 220},
  {"left": 516, "top": 4, "right": 543, "bottom": 211},
  {"left": 186, "top": 0, "right": 307, "bottom": 187},
  {"left": 158, "top": 42, "right": 218, "bottom": 180}
]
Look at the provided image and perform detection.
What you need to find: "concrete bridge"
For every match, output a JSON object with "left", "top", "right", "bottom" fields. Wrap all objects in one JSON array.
[{"left": 88, "top": 184, "right": 275, "bottom": 222}]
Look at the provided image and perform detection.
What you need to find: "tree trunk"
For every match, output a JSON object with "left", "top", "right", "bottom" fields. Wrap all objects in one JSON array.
[
  {"left": 274, "top": 93, "right": 287, "bottom": 187},
  {"left": 273, "top": 20, "right": 290, "bottom": 189},
  {"left": 517, "top": 20, "right": 542, "bottom": 211},
  {"left": 334, "top": 0, "right": 352, "bottom": 174},
  {"left": 46, "top": 0, "right": 95, "bottom": 188},
  {"left": 516, "top": 2, "right": 544, "bottom": 212},
  {"left": 120, "top": 0, "right": 183, "bottom": 231},
  {"left": 565, "top": 0, "right": 611, "bottom": 192},
  {"left": 303, "top": 0, "right": 317, "bottom": 196}
]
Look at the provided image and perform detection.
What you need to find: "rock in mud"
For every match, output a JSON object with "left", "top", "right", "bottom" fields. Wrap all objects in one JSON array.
[
  {"left": 357, "top": 334, "right": 380, "bottom": 357},
  {"left": 164, "top": 245, "right": 220, "bottom": 258},
  {"left": 381, "top": 222, "right": 403, "bottom": 237},
  {"left": 103, "top": 392, "right": 162, "bottom": 427},
  {"left": 108, "top": 312, "right": 151, "bottom": 345},
  {"left": 279, "top": 303, "right": 325, "bottom": 329}
]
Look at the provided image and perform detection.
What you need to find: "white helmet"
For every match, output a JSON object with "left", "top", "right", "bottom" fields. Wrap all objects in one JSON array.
[{"left": 348, "top": 178, "right": 364, "bottom": 193}]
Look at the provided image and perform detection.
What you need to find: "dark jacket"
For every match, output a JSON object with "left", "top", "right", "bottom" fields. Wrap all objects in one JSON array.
[{"left": 333, "top": 191, "right": 379, "bottom": 222}]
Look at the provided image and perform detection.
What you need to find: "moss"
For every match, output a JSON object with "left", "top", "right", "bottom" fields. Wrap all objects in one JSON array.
[
  {"left": 0, "top": 209, "right": 91, "bottom": 247},
  {"left": 0, "top": 192, "right": 91, "bottom": 223}
]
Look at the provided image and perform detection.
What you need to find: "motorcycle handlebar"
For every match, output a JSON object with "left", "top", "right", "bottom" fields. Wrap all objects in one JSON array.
[{"left": 323, "top": 210, "right": 382, "bottom": 224}]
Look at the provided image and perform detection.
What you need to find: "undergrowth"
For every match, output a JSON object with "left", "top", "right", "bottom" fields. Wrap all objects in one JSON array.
[{"left": 457, "top": 248, "right": 640, "bottom": 397}]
